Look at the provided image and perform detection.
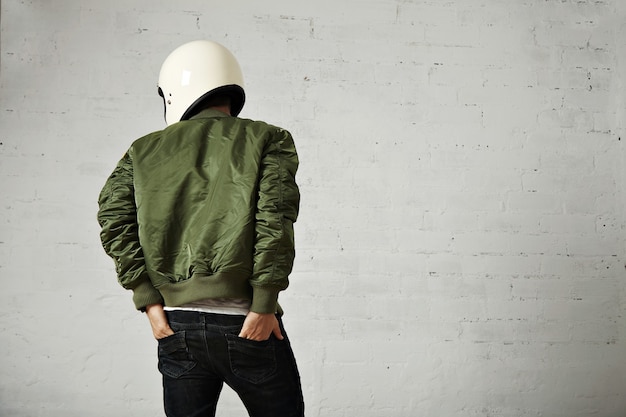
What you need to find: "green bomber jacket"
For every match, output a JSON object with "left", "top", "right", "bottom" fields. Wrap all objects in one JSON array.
[{"left": 97, "top": 109, "right": 300, "bottom": 313}]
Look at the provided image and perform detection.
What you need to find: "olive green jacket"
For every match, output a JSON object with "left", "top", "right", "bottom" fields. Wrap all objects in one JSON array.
[{"left": 97, "top": 109, "right": 299, "bottom": 313}]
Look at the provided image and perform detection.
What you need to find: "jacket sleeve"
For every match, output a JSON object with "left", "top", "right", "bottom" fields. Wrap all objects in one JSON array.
[
  {"left": 97, "top": 150, "right": 164, "bottom": 311},
  {"left": 251, "top": 128, "right": 300, "bottom": 313}
]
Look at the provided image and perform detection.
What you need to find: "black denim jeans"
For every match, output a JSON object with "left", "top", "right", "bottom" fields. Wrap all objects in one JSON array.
[{"left": 158, "top": 310, "right": 304, "bottom": 417}]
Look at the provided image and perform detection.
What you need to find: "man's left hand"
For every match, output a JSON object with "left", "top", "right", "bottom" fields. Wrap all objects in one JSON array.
[{"left": 238, "top": 311, "right": 284, "bottom": 341}]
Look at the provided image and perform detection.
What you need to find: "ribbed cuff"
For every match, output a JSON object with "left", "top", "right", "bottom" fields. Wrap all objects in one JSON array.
[
  {"left": 250, "top": 286, "right": 280, "bottom": 314},
  {"left": 132, "top": 279, "right": 164, "bottom": 311}
]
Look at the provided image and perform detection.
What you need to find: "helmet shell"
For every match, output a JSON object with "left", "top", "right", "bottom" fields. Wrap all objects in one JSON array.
[{"left": 158, "top": 40, "right": 245, "bottom": 125}]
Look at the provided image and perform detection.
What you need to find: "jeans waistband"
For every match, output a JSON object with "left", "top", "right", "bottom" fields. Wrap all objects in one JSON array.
[{"left": 165, "top": 309, "right": 247, "bottom": 327}]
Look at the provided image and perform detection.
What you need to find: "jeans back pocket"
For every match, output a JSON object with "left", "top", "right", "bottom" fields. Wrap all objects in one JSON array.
[
  {"left": 226, "top": 334, "right": 277, "bottom": 384},
  {"left": 158, "top": 331, "right": 197, "bottom": 379}
]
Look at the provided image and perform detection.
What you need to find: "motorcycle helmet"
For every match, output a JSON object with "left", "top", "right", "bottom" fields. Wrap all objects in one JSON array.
[{"left": 157, "top": 40, "right": 245, "bottom": 125}]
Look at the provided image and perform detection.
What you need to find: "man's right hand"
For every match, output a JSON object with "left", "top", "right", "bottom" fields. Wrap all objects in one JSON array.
[{"left": 145, "top": 303, "right": 175, "bottom": 340}]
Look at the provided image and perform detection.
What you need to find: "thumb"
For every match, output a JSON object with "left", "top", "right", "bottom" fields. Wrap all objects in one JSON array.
[{"left": 273, "top": 320, "right": 284, "bottom": 340}]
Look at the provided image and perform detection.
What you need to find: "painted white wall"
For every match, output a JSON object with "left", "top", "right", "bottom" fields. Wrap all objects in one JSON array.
[{"left": 1, "top": 1, "right": 624, "bottom": 416}]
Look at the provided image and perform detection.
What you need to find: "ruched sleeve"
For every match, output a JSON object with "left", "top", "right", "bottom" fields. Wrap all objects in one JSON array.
[
  {"left": 97, "top": 150, "right": 164, "bottom": 310},
  {"left": 251, "top": 128, "right": 300, "bottom": 313}
]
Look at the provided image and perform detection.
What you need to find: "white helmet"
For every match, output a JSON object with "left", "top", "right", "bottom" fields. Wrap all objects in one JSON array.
[{"left": 158, "top": 40, "right": 245, "bottom": 125}]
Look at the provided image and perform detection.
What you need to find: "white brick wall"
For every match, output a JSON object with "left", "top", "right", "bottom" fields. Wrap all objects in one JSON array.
[{"left": 1, "top": 1, "right": 624, "bottom": 416}]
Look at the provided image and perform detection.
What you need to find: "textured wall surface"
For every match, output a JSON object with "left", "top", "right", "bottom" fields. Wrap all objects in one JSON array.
[{"left": 1, "top": 1, "right": 625, "bottom": 416}]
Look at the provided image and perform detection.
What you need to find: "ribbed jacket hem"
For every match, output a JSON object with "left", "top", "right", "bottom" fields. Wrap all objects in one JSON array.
[{"left": 157, "top": 271, "right": 255, "bottom": 309}]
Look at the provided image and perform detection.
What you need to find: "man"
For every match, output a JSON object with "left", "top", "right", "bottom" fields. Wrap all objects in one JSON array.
[{"left": 97, "top": 40, "right": 304, "bottom": 417}]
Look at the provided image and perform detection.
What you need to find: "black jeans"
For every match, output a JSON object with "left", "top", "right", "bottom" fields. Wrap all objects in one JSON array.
[{"left": 158, "top": 310, "right": 304, "bottom": 417}]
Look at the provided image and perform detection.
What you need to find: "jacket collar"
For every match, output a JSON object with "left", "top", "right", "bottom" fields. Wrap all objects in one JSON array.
[{"left": 189, "top": 108, "right": 231, "bottom": 120}]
